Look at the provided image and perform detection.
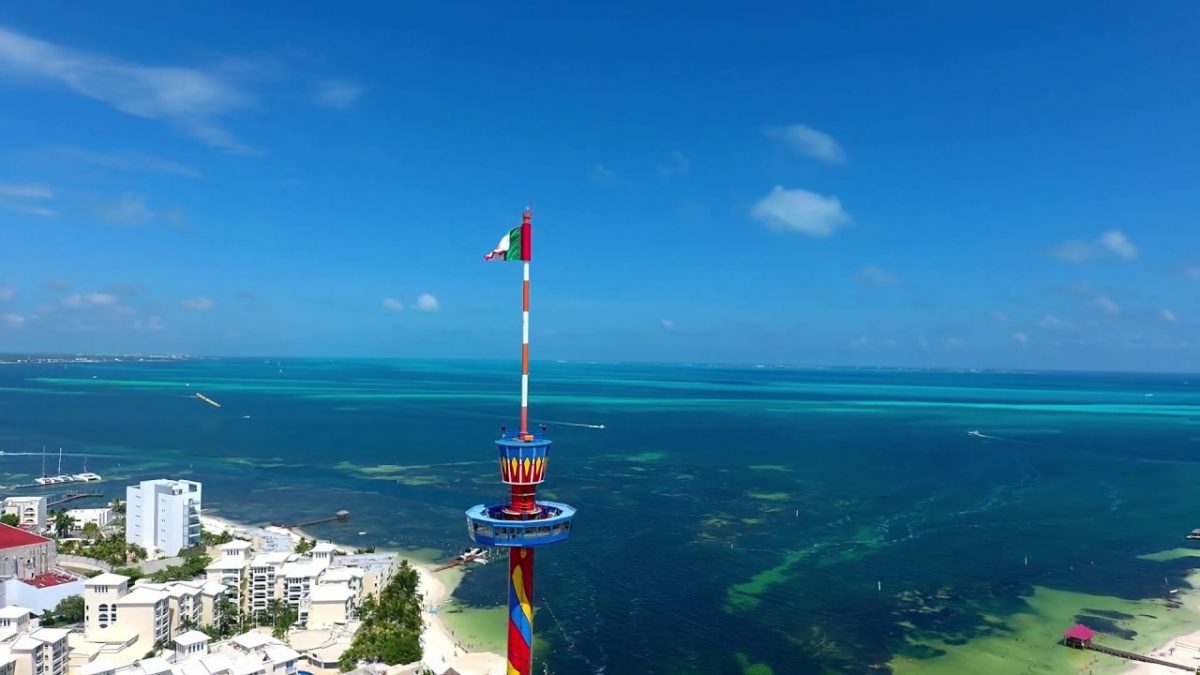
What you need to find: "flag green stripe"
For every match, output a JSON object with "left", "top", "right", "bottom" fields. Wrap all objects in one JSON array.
[{"left": 505, "top": 227, "right": 522, "bottom": 260}]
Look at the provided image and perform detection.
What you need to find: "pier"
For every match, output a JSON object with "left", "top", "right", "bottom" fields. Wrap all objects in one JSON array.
[
  {"left": 271, "top": 509, "right": 349, "bottom": 529},
  {"left": 46, "top": 491, "right": 104, "bottom": 507},
  {"left": 1063, "top": 624, "right": 1197, "bottom": 672}
]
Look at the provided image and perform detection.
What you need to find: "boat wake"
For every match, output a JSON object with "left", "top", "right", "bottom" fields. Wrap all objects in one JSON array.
[
  {"left": 967, "top": 429, "right": 1034, "bottom": 444},
  {"left": 538, "top": 419, "right": 606, "bottom": 430}
]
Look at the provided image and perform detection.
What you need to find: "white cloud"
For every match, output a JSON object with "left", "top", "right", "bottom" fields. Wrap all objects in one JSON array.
[
  {"left": 1037, "top": 313, "right": 1073, "bottom": 330},
  {"left": 382, "top": 298, "right": 404, "bottom": 311},
  {"left": 658, "top": 150, "right": 690, "bottom": 177},
  {"left": 989, "top": 310, "right": 1009, "bottom": 323},
  {"left": 415, "top": 293, "right": 439, "bottom": 312},
  {"left": 313, "top": 80, "right": 363, "bottom": 109},
  {"left": 661, "top": 319, "right": 674, "bottom": 331},
  {"left": 1185, "top": 266, "right": 1200, "bottom": 282},
  {"left": 99, "top": 192, "right": 154, "bottom": 225},
  {"left": 62, "top": 292, "right": 119, "bottom": 309},
  {"left": 2, "top": 313, "right": 24, "bottom": 328},
  {"left": 0, "top": 26, "right": 253, "bottom": 152},
  {"left": 1049, "top": 231, "right": 1138, "bottom": 263},
  {"left": 0, "top": 183, "right": 52, "bottom": 199},
  {"left": 766, "top": 124, "right": 846, "bottom": 164},
  {"left": 751, "top": 186, "right": 850, "bottom": 237},
  {"left": 181, "top": 296, "right": 215, "bottom": 310},
  {"left": 1090, "top": 295, "right": 1121, "bottom": 315},
  {"left": 1012, "top": 331, "right": 1029, "bottom": 345},
  {"left": 1099, "top": 230, "right": 1137, "bottom": 260},
  {"left": 856, "top": 265, "right": 901, "bottom": 287},
  {"left": 134, "top": 315, "right": 164, "bottom": 331},
  {"left": 1048, "top": 240, "right": 1096, "bottom": 263},
  {"left": 1162, "top": 309, "right": 1178, "bottom": 323},
  {"left": 0, "top": 286, "right": 13, "bottom": 301},
  {"left": 44, "top": 147, "right": 202, "bottom": 178},
  {"left": 0, "top": 182, "right": 56, "bottom": 216},
  {"left": 590, "top": 164, "right": 615, "bottom": 181}
]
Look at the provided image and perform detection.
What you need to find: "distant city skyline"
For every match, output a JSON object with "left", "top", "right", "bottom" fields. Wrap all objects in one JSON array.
[{"left": 0, "top": 4, "right": 1197, "bottom": 371}]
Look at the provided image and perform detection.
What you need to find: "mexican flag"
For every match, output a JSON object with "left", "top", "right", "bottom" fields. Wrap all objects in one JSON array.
[{"left": 484, "top": 214, "right": 532, "bottom": 261}]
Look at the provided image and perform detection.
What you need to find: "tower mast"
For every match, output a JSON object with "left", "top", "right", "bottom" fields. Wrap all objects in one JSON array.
[{"left": 466, "top": 208, "right": 577, "bottom": 675}]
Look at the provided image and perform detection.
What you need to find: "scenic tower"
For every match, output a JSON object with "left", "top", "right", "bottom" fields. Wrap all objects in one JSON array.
[{"left": 467, "top": 209, "right": 577, "bottom": 675}]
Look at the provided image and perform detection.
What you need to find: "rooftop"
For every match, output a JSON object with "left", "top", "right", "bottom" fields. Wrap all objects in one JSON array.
[
  {"left": 307, "top": 585, "right": 354, "bottom": 603},
  {"left": 249, "top": 552, "right": 291, "bottom": 566},
  {"left": 318, "top": 567, "right": 363, "bottom": 582},
  {"left": 1065, "top": 624, "right": 1095, "bottom": 641},
  {"left": 78, "top": 660, "right": 119, "bottom": 675},
  {"left": 230, "top": 632, "right": 275, "bottom": 651},
  {"left": 115, "top": 587, "right": 167, "bottom": 605},
  {"left": 84, "top": 572, "right": 131, "bottom": 587},
  {"left": 0, "top": 607, "right": 33, "bottom": 620},
  {"left": 205, "top": 555, "right": 248, "bottom": 572},
  {"left": 280, "top": 561, "right": 322, "bottom": 578},
  {"left": 311, "top": 542, "right": 336, "bottom": 554},
  {"left": 174, "top": 630, "right": 210, "bottom": 646},
  {"left": 22, "top": 571, "right": 79, "bottom": 588},
  {"left": 219, "top": 540, "right": 252, "bottom": 551},
  {"left": 0, "top": 524, "right": 50, "bottom": 550},
  {"left": 30, "top": 627, "right": 71, "bottom": 643},
  {"left": 138, "top": 657, "right": 174, "bottom": 675}
]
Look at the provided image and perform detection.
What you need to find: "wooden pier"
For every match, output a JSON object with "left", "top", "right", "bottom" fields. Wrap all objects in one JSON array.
[
  {"left": 46, "top": 491, "right": 104, "bottom": 507},
  {"left": 272, "top": 509, "right": 350, "bottom": 529},
  {"left": 1064, "top": 624, "right": 1197, "bottom": 672}
]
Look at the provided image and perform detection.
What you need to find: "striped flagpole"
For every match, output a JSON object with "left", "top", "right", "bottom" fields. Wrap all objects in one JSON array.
[
  {"left": 519, "top": 208, "right": 532, "bottom": 435},
  {"left": 521, "top": 260, "right": 530, "bottom": 435}
]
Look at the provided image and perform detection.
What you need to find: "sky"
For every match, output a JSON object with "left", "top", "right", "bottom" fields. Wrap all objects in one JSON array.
[{"left": 0, "top": 3, "right": 1197, "bottom": 370}]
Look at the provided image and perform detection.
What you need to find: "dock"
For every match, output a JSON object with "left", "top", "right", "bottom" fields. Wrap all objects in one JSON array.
[
  {"left": 1064, "top": 624, "right": 1196, "bottom": 672},
  {"left": 271, "top": 509, "right": 350, "bottom": 529},
  {"left": 46, "top": 491, "right": 104, "bottom": 507}
]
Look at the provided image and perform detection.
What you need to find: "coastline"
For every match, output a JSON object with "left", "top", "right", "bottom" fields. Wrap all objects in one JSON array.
[{"left": 199, "top": 513, "right": 506, "bottom": 675}]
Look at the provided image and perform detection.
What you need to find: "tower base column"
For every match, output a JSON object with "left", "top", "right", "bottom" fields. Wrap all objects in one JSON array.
[{"left": 507, "top": 547, "right": 535, "bottom": 675}]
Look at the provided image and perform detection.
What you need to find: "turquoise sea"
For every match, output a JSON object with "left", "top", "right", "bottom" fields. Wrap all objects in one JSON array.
[{"left": 2, "top": 359, "right": 1200, "bottom": 673}]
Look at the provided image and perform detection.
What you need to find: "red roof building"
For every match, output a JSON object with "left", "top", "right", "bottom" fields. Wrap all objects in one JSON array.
[
  {"left": 1064, "top": 624, "right": 1095, "bottom": 643},
  {"left": 0, "top": 524, "right": 50, "bottom": 550},
  {"left": 0, "top": 523, "right": 56, "bottom": 581}
]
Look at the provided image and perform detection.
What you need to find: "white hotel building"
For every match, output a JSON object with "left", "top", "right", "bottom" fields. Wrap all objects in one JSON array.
[{"left": 124, "top": 480, "right": 202, "bottom": 557}]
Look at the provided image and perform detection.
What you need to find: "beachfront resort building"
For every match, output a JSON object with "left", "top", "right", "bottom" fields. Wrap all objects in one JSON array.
[
  {"left": 73, "top": 572, "right": 227, "bottom": 673},
  {"left": 125, "top": 480, "right": 202, "bottom": 557},
  {"left": 68, "top": 631, "right": 299, "bottom": 675},
  {"left": 1, "top": 498, "right": 48, "bottom": 533},
  {"left": 203, "top": 537, "right": 392, "bottom": 629},
  {"left": 0, "top": 608, "right": 69, "bottom": 675}
]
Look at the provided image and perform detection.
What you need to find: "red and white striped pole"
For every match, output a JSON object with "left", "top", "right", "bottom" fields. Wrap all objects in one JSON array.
[{"left": 519, "top": 208, "right": 532, "bottom": 436}]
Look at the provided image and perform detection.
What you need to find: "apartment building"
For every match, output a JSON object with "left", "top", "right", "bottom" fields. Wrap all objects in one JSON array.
[{"left": 124, "top": 481, "right": 201, "bottom": 556}]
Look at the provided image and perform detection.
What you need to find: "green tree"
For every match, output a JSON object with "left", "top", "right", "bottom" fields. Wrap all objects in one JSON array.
[
  {"left": 199, "top": 527, "right": 234, "bottom": 547},
  {"left": 82, "top": 522, "right": 101, "bottom": 541},
  {"left": 52, "top": 510, "right": 75, "bottom": 537},
  {"left": 110, "top": 498, "right": 125, "bottom": 515},
  {"left": 40, "top": 595, "right": 84, "bottom": 627},
  {"left": 0, "top": 513, "right": 19, "bottom": 527},
  {"left": 294, "top": 538, "right": 314, "bottom": 554},
  {"left": 339, "top": 560, "right": 423, "bottom": 669}
]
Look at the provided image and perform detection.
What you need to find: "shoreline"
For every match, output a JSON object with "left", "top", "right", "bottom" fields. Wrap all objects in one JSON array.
[{"left": 199, "top": 513, "right": 506, "bottom": 675}]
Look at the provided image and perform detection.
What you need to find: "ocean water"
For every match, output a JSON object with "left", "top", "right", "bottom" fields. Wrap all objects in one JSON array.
[{"left": 1, "top": 359, "right": 1199, "bottom": 674}]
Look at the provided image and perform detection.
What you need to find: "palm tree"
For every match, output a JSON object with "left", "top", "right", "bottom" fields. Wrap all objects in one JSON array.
[
  {"left": 52, "top": 510, "right": 74, "bottom": 538},
  {"left": 82, "top": 522, "right": 101, "bottom": 541}
]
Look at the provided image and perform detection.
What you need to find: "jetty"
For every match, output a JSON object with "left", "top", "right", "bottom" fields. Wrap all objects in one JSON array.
[
  {"left": 271, "top": 509, "right": 350, "bottom": 529},
  {"left": 1063, "top": 624, "right": 1196, "bottom": 672},
  {"left": 46, "top": 491, "right": 104, "bottom": 507}
]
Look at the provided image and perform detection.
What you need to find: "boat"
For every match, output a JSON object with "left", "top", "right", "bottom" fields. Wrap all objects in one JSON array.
[{"left": 1186, "top": 529, "right": 1200, "bottom": 540}]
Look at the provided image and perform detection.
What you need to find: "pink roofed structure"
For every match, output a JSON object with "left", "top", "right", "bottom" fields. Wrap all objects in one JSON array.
[{"left": 1064, "top": 624, "right": 1095, "bottom": 645}]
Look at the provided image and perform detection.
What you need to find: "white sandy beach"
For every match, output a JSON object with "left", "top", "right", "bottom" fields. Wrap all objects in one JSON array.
[
  {"left": 199, "top": 514, "right": 506, "bottom": 675},
  {"left": 1114, "top": 572, "right": 1200, "bottom": 675}
]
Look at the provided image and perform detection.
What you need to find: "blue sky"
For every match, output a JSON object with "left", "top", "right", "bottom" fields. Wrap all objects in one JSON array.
[{"left": 0, "top": 3, "right": 1197, "bottom": 370}]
